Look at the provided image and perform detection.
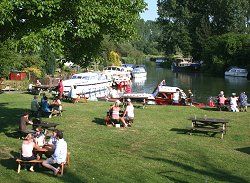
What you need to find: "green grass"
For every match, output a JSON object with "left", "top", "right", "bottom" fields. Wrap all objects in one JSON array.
[{"left": 0, "top": 92, "right": 249, "bottom": 183}]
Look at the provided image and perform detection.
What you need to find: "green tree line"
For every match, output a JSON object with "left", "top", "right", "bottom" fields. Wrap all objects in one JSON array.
[{"left": 158, "top": 0, "right": 250, "bottom": 74}]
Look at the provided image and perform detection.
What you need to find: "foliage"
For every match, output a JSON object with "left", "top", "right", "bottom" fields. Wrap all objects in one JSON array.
[
  {"left": 0, "top": 41, "right": 45, "bottom": 78},
  {"left": 133, "top": 19, "right": 163, "bottom": 55},
  {"left": 0, "top": 0, "right": 146, "bottom": 67},
  {"left": 202, "top": 33, "right": 250, "bottom": 74},
  {"left": 22, "top": 67, "right": 42, "bottom": 78},
  {"left": 157, "top": 0, "right": 250, "bottom": 64},
  {"left": 108, "top": 51, "right": 121, "bottom": 66}
]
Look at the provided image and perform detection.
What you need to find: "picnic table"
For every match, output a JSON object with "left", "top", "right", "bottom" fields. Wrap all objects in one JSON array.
[
  {"left": 33, "top": 122, "right": 59, "bottom": 134},
  {"left": 188, "top": 117, "right": 229, "bottom": 139}
]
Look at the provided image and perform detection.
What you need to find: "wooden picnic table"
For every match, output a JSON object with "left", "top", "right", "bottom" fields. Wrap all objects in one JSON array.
[
  {"left": 188, "top": 117, "right": 229, "bottom": 139},
  {"left": 33, "top": 122, "right": 59, "bottom": 134}
]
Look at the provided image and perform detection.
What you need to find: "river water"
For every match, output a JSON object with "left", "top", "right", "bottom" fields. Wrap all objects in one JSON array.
[{"left": 130, "top": 62, "right": 250, "bottom": 104}]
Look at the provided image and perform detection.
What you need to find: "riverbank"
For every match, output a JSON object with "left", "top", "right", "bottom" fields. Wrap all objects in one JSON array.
[{"left": 0, "top": 92, "right": 249, "bottom": 182}]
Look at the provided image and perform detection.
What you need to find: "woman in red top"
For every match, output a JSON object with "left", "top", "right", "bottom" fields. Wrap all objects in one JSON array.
[{"left": 58, "top": 80, "right": 64, "bottom": 99}]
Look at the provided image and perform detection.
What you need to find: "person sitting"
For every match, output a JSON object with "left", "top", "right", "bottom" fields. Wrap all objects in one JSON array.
[
  {"left": 21, "top": 133, "right": 40, "bottom": 172},
  {"left": 41, "top": 96, "right": 51, "bottom": 112},
  {"left": 36, "top": 80, "right": 41, "bottom": 86},
  {"left": 51, "top": 96, "right": 62, "bottom": 115},
  {"left": 33, "top": 127, "right": 46, "bottom": 147},
  {"left": 47, "top": 129, "right": 59, "bottom": 149},
  {"left": 110, "top": 100, "right": 127, "bottom": 128},
  {"left": 70, "top": 85, "right": 79, "bottom": 103},
  {"left": 19, "top": 112, "right": 34, "bottom": 138},
  {"left": 217, "top": 93, "right": 227, "bottom": 111},
  {"left": 31, "top": 96, "right": 40, "bottom": 117},
  {"left": 42, "top": 130, "right": 67, "bottom": 176},
  {"left": 121, "top": 99, "right": 134, "bottom": 127},
  {"left": 239, "top": 92, "right": 248, "bottom": 112},
  {"left": 229, "top": 93, "right": 239, "bottom": 112}
]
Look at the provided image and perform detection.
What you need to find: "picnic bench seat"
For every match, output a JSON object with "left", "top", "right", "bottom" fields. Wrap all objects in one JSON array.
[
  {"left": 188, "top": 117, "right": 229, "bottom": 139},
  {"left": 16, "top": 151, "right": 70, "bottom": 175}
]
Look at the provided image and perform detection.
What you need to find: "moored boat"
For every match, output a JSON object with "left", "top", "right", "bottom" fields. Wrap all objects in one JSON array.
[
  {"left": 224, "top": 67, "right": 248, "bottom": 77},
  {"left": 131, "top": 67, "right": 147, "bottom": 78},
  {"left": 171, "top": 57, "right": 201, "bottom": 72},
  {"left": 62, "top": 72, "right": 112, "bottom": 99}
]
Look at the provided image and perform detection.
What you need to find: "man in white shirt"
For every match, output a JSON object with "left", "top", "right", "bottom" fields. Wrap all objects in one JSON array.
[{"left": 42, "top": 130, "right": 67, "bottom": 176}]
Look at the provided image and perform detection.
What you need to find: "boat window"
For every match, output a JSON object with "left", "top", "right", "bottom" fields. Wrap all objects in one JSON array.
[{"left": 81, "top": 76, "right": 90, "bottom": 80}]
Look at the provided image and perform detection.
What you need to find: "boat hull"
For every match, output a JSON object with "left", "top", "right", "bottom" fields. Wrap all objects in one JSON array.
[{"left": 171, "top": 63, "right": 201, "bottom": 72}]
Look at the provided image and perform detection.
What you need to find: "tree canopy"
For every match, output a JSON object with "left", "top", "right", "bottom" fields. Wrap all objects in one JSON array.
[
  {"left": 157, "top": 0, "right": 250, "bottom": 58},
  {"left": 0, "top": 0, "right": 146, "bottom": 68}
]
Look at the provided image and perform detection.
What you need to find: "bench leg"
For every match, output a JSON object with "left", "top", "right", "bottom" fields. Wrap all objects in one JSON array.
[
  {"left": 60, "top": 163, "right": 64, "bottom": 176},
  {"left": 17, "top": 162, "right": 21, "bottom": 174}
]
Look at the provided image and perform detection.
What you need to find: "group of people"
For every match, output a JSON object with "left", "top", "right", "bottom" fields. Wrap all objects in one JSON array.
[
  {"left": 21, "top": 129, "right": 67, "bottom": 176},
  {"left": 105, "top": 98, "right": 135, "bottom": 128},
  {"left": 30, "top": 94, "right": 62, "bottom": 117},
  {"left": 172, "top": 89, "right": 193, "bottom": 106},
  {"left": 217, "top": 91, "right": 248, "bottom": 112}
]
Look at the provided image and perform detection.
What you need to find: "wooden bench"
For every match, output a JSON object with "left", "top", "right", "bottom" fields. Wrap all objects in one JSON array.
[
  {"left": 16, "top": 151, "right": 70, "bottom": 175},
  {"left": 187, "top": 127, "right": 225, "bottom": 138},
  {"left": 16, "top": 159, "right": 43, "bottom": 174}
]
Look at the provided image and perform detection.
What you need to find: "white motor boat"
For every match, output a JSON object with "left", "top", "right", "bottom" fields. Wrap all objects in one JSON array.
[
  {"left": 62, "top": 72, "right": 112, "bottom": 99},
  {"left": 131, "top": 67, "right": 147, "bottom": 78},
  {"left": 224, "top": 67, "right": 248, "bottom": 77},
  {"left": 103, "top": 66, "right": 131, "bottom": 86}
]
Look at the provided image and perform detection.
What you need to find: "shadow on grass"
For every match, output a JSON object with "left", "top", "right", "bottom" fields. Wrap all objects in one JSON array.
[
  {"left": 200, "top": 107, "right": 220, "bottom": 111},
  {"left": 170, "top": 128, "right": 189, "bottom": 134},
  {"left": 235, "top": 147, "right": 250, "bottom": 155},
  {"left": 145, "top": 156, "right": 249, "bottom": 183},
  {"left": 92, "top": 117, "right": 105, "bottom": 126}
]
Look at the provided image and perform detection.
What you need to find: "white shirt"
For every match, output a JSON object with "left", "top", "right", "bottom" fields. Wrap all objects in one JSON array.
[
  {"left": 52, "top": 138, "right": 67, "bottom": 164},
  {"left": 70, "top": 88, "right": 78, "bottom": 99},
  {"left": 126, "top": 105, "right": 134, "bottom": 118},
  {"left": 173, "top": 92, "right": 179, "bottom": 101}
]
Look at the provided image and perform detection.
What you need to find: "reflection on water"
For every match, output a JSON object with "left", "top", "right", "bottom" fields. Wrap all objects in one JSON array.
[{"left": 131, "top": 62, "right": 250, "bottom": 103}]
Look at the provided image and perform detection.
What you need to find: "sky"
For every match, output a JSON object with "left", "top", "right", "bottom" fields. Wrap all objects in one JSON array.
[{"left": 140, "top": 0, "right": 158, "bottom": 21}]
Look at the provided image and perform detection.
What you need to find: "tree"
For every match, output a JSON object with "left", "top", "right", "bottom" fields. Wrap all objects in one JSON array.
[
  {"left": 157, "top": 0, "right": 250, "bottom": 60},
  {"left": 0, "top": 0, "right": 146, "bottom": 67}
]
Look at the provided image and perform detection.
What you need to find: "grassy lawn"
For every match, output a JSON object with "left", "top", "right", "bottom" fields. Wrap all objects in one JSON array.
[{"left": 0, "top": 92, "right": 249, "bottom": 183}]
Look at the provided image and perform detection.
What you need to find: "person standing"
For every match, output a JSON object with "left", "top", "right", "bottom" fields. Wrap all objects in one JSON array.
[
  {"left": 42, "top": 130, "right": 67, "bottom": 176},
  {"left": 187, "top": 89, "right": 193, "bottom": 106},
  {"left": 172, "top": 89, "right": 180, "bottom": 105},
  {"left": 58, "top": 79, "right": 64, "bottom": 99},
  {"left": 239, "top": 92, "right": 248, "bottom": 112}
]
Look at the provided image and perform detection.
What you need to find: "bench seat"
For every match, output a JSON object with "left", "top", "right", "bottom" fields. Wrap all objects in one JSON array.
[
  {"left": 16, "top": 151, "right": 70, "bottom": 175},
  {"left": 187, "top": 127, "right": 225, "bottom": 139}
]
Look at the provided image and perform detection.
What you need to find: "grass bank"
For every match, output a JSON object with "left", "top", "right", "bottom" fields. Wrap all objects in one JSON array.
[{"left": 0, "top": 92, "right": 249, "bottom": 183}]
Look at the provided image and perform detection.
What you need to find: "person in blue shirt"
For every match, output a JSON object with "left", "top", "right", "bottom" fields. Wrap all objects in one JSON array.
[{"left": 41, "top": 96, "right": 51, "bottom": 112}]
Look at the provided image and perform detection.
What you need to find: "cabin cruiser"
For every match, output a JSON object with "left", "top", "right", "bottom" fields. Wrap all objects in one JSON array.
[
  {"left": 103, "top": 66, "right": 131, "bottom": 86},
  {"left": 171, "top": 57, "right": 201, "bottom": 72},
  {"left": 224, "top": 67, "right": 248, "bottom": 77},
  {"left": 131, "top": 67, "right": 147, "bottom": 78},
  {"left": 62, "top": 72, "right": 112, "bottom": 99}
]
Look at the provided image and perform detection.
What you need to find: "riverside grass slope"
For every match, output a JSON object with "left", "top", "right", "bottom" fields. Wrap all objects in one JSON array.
[{"left": 0, "top": 92, "right": 249, "bottom": 183}]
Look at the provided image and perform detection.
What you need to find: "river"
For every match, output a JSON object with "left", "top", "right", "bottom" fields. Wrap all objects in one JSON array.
[{"left": 130, "top": 62, "right": 250, "bottom": 104}]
